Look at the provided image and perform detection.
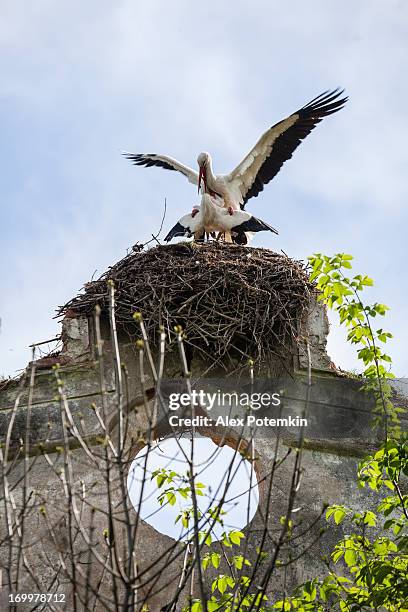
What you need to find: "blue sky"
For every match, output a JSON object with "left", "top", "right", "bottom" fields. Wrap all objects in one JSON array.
[
  {"left": 128, "top": 437, "right": 258, "bottom": 539},
  {"left": 1, "top": 1, "right": 407, "bottom": 377}
]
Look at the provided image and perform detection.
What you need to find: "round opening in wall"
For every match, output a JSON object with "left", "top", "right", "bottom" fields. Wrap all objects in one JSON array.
[{"left": 127, "top": 435, "right": 259, "bottom": 541}]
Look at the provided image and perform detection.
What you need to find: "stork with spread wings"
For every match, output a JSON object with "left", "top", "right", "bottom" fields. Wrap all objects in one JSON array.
[{"left": 123, "top": 89, "right": 347, "bottom": 215}]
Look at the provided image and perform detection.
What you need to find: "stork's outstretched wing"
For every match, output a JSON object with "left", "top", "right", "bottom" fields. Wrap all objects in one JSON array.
[
  {"left": 123, "top": 152, "right": 199, "bottom": 185},
  {"left": 164, "top": 210, "right": 203, "bottom": 242},
  {"left": 227, "top": 89, "right": 347, "bottom": 208}
]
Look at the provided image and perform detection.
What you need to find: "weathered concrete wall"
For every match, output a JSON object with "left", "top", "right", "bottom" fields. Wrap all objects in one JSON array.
[{"left": 0, "top": 296, "right": 405, "bottom": 610}]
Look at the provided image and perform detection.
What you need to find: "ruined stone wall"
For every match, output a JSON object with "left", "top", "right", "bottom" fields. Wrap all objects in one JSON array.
[{"left": 0, "top": 295, "right": 405, "bottom": 611}]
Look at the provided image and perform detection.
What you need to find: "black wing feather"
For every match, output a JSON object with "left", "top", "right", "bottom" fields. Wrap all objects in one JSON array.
[
  {"left": 123, "top": 153, "right": 178, "bottom": 173},
  {"left": 232, "top": 216, "right": 279, "bottom": 235},
  {"left": 242, "top": 88, "right": 347, "bottom": 206},
  {"left": 164, "top": 222, "right": 192, "bottom": 242}
]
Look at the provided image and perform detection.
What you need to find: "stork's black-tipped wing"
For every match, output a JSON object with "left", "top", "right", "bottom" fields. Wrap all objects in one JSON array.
[
  {"left": 164, "top": 209, "right": 204, "bottom": 242},
  {"left": 164, "top": 222, "right": 191, "bottom": 242},
  {"left": 232, "top": 215, "right": 279, "bottom": 235},
  {"left": 228, "top": 89, "right": 347, "bottom": 207},
  {"left": 123, "top": 152, "right": 199, "bottom": 185}
]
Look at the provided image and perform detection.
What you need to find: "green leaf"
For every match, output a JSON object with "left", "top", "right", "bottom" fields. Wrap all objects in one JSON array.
[
  {"left": 233, "top": 554, "right": 251, "bottom": 569},
  {"left": 240, "top": 575, "right": 251, "bottom": 587},
  {"left": 344, "top": 548, "right": 357, "bottom": 567},
  {"left": 217, "top": 575, "right": 228, "bottom": 594},
  {"left": 166, "top": 491, "right": 176, "bottom": 505},
  {"left": 229, "top": 530, "right": 245, "bottom": 545},
  {"left": 334, "top": 509, "right": 346, "bottom": 525},
  {"left": 375, "top": 303, "right": 390, "bottom": 315},
  {"left": 332, "top": 548, "right": 344, "bottom": 563},
  {"left": 383, "top": 479, "right": 395, "bottom": 490},
  {"left": 222, "top": 534, "right": 232, "bottom": 547},
  {"left": 302, "top": 580, "right": 317, "bottom": 601},
  {"left": 363, "top": 511, "right": 377, "bottom": 526}
]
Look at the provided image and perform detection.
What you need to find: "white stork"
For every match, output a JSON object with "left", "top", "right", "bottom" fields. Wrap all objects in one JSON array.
[
  {"left": 164, "top": 194, "right": 278, "bottom": 244},
  {"left": 124, "top": 89, "right": 347, "bottom": 211}
]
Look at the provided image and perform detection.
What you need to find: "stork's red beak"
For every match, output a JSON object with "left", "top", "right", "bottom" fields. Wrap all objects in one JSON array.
[{"left": 198, "top": 165, "right": 206, "bottom": 194}]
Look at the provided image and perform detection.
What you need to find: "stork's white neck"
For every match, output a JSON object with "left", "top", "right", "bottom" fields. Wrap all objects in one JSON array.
[{"left": 204, "top": 157, "right": 216, "bottom": 189}]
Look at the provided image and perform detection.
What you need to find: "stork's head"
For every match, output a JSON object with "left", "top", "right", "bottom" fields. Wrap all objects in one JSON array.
[{"left": 197, "top": 151, "right": 211, "bottom": 193}]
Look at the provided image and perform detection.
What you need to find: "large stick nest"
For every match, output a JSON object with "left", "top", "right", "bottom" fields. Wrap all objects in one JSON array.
[{"left": 59, "top": 243, "right": 314, "bottom": 373}]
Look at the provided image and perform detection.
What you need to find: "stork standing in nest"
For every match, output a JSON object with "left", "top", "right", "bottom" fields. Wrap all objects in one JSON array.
[
  {"left": 124, "top": 89, "right": 347, "bottom": 219},
  {"left": 164, "top": 194, "right": 278, "bottom": 244}
]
